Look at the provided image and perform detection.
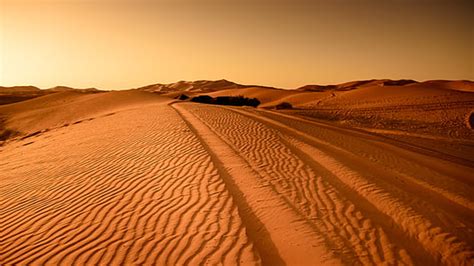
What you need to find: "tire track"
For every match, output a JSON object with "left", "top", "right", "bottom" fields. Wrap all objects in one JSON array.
[
  {"left": 0, "top": 102, "right": 259, "bottom": 265},
  {"left": 181, "top": 102, "right": 415, "bottom": 264},
  {"left": 230, "top": 106, "right": 474, "bottom": 265},
  {"left": 172, "top": 103, "right": 345, "bottom": 265}
]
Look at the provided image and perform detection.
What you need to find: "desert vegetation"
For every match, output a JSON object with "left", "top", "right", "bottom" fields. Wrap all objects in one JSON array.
[
  {"left": 177, "top": 94, "right": 189, "bottom": 100},
  {"left": 190, "top": 95, "right": 260, "bottom": 107}
]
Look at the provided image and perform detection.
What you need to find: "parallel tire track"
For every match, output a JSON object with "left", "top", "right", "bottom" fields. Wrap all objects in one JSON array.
[
  {"left": 0, "top": 102, "right": 259, "bottom": 265},
  {"left": 182, "top": 102, "right": 474, "bottom": 265}
]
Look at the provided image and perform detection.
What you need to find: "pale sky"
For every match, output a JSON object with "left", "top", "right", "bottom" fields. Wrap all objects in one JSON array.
[{"left": 1, "top": 0, "right": 473, "bottom": 90}]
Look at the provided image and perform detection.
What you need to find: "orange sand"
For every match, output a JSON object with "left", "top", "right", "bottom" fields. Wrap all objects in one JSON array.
[{"left": 1, "top": 80, "right": 473, "bottom": 265}]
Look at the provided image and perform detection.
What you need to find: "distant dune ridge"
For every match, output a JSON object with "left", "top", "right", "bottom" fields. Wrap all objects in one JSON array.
[
  {"left": 0, "top": 85, "right": 100, "bottom": 105},
  {"left": 2, "top": 79, "right": 473, "bottom": 144},
  {"left": 1, "top": 79, "right": 473, "bottom": 265}
]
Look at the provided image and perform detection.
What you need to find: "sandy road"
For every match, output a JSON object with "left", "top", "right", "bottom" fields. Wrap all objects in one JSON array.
[
  {"left": 1, "top": 99, "right": 473, "bottom": 265},
  {"left": 173, "top": 102, "right": 474, "bottom": 265},
  {"left": 0, "top": 102, "right": 260, "bottom": 265}
]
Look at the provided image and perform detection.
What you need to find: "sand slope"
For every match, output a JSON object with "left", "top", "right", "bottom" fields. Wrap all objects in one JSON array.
[
  {"left": 175, "top": 103, "right": 473, "bottom": 265},
  {"left": 201, "top": 80, "right": 474, "bottom": 163},
  {"left": 0, "top": 94, "right": 259, "bottom": 265},
  {"left": 1, "top": 87, "right": 473, "bottom": 265}
]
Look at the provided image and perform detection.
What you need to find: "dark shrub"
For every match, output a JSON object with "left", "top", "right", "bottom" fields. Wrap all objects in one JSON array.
[
  {"left": 191, "top": 95, "right": 260, "bottom": 107},
  {"left": 247, "top": 98, "right": 261, "bottom": 107},
  {"left": 275, "top": 102, "right": 293, "bottom": 110},
  {"left": 215, "top": 96, "right": 260, "bottom": 107},
  {"left": 191, "top": 95, "right": 214, "bottom": 104},
  {"left": 178, "top": 94, "right": 189, "bottom": 100},
  {"left": 382, "top": 80, "right": 417, "bottom": 86},
  {"left": 215, "top": 96, "right": 238, "bottom": 105}
]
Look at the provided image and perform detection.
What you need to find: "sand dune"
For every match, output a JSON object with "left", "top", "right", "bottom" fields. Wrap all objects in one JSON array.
[
  {"left": 1, "top": 81, "right": 473, "bottom": 265},
  {"left": 198, "top": 80, "right": 474, "bottom": 162},
  {"left": 0, "top": 86, "right": 101, "bottom": 106},
  {"left": 177, "top": 103, "right": 473, "bottom": 265},
  {"left": 0, "top": 86, "right": 49, "bottom": 105},
  {"left": 0, "top": 95, "right": 259, "bottom": 265}
]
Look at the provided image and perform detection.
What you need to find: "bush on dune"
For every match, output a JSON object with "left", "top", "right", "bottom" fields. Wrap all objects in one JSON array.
[
  {"left": 191, "top": 95, "right": 214, "bottom": 104},
  {"left": 191, "top": 95, "right": 260, "bottom": 107},
  {"left": 178, "top": 94, "right": 189, "bottom": 100},
  {"left": 215, "top": 96, "right": 260, "bottom": 107}
]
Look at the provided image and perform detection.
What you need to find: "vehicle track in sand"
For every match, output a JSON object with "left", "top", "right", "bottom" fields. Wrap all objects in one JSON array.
[
  {"left": 1, "top": 99, "right": 473, "bottom": 265},
  {"left": 172, "top": 103, "right": 340, "bottom": 265},
  {"left": 0, "top": 103, "right": 260, "bottom": 265},
  {"left": 174, "top": 102, "right": 473, "bottom": 265}
]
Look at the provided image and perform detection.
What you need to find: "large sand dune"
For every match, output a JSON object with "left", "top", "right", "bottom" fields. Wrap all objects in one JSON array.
[
  {"left": 1, "top": 82, "right": 473, "bottom": 265},
  {"left": 0, "top": 94, "right": 259, "bottom": 265}
]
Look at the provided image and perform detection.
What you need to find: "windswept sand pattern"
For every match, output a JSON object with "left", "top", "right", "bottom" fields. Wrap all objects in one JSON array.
[
  {"left": 181, "top": 104, "right": 411, "bottom": 264},
  {"left": 248, "top": 109, "right": 474, "bottom": 210},
  {"left": 1, "top": 93, "right": 473, "bottom": 266},
  {"left": 240, "top": 108, "right": 474, "bottom": 265},
  {"left": 0, "top": 102, "right": 260, "bottom": 265},
  {"left": 180, "top": 103, "right": 474, "bottom": 265},
  {"left": 173, "top": 103, "right": 340, "bottom": 265}
]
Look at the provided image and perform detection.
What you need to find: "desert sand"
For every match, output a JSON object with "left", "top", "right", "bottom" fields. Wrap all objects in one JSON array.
[{"left": 1, "top": 80, "right": 473, "bottom": 265}]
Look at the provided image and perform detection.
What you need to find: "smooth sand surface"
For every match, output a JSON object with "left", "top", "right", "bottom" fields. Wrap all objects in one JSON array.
[{"left": 1, "top": 84, "right": 473, "bottom": 265}]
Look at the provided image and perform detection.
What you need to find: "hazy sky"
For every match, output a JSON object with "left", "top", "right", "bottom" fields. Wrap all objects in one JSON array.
[{"left": 1, "top": 0, "right": 472, "bottom": 90}]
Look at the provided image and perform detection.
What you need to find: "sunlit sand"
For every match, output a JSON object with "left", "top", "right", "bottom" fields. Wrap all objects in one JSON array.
[{"left": 1, "top": 80, "right": 473, "bottom": 265}]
